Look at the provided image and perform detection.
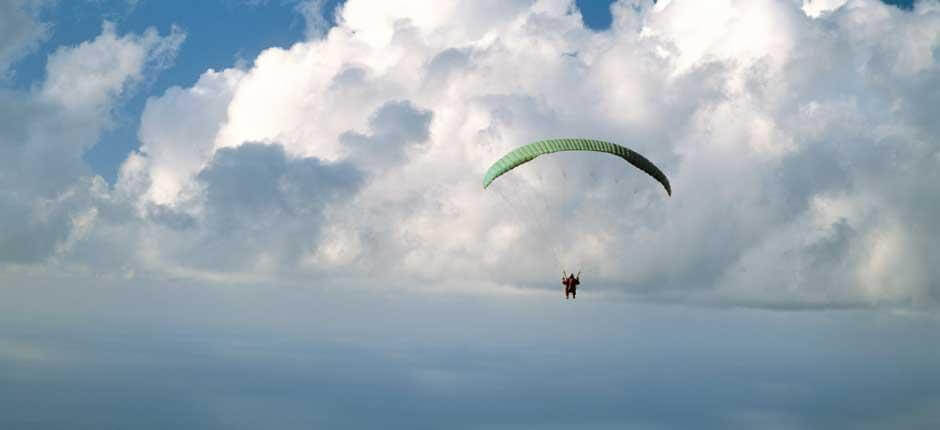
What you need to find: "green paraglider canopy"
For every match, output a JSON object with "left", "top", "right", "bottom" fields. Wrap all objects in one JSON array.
[{"left": 482, "top": 138, "right": 672, "bottom": 196}]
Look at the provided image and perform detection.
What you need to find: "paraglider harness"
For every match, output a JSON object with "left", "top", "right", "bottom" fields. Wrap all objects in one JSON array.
[{"left": 562, "top": 270, "right": 580, "bottom": 299}]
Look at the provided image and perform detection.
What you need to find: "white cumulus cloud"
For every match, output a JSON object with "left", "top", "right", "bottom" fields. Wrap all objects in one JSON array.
[
  {"left": 0, "top": 22, "right": 184, "bottom": 265},
  {"left": 5, "top": 0, "right": 940, "bottom": 310}
]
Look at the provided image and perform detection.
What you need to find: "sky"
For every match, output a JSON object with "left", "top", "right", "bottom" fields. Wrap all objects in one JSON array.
[{"left": 1, "top": 0, "right": 938, "bottom": 428}]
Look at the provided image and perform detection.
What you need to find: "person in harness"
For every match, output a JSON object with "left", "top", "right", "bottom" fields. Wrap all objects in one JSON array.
[{"left": 562, "top": 271, "right": 580, "bottom": 300}]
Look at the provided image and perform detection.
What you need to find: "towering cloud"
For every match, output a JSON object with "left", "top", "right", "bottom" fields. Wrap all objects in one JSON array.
[{"left": 4, "top": 0, "right": 939, "bottom": 309}]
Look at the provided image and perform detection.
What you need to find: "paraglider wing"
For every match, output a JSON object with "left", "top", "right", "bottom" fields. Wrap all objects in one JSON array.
[{"left": 482, "top": 138, "right": 672, "bottom": 196}]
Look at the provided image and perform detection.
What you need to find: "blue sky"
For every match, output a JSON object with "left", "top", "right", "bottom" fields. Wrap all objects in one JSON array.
[
  {"left": 8, "top": 0, "right": 344, "bottom": 183},
  {"left": 1, "top": 0, "right": 939, "bottom": 428}
]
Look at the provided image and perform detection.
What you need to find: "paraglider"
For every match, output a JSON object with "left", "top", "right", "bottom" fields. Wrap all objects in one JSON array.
[
  {"left": 483, "top": 138, "right": 671, "bottom": 299},
  {"left": 482, "top": 138, "right": 671, "bottom": 196},
  {"left": 562, "top": 271, "right": 580, "bottom": 300}
]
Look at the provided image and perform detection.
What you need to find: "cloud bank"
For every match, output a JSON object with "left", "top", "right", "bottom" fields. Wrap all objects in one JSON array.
[{"left": 2, "top": 0, "right": 939, "bottom": 310}]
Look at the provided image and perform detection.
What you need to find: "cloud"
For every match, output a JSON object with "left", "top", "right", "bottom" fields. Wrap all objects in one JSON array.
[
  {"left": 0, "top": 22, "right": 184, "bottom": 264},
  {"left": 295, "top": 0, "right": 333, "bottom": 39},
  {"left": 0, "top": 0, "right": 50, "bottom": 79},
  {"left": 802, "top": 0, "right": 851, "bottom": 17},
  {"left": 187, "top": 142, "right": 364, "bottom": 270},
  {"left": 127, "top": 67, "right": 245, "bottom": 205},
  {"left": 41, "top": 21, "right": 185, "bottom": 113},
  {"left": 341, "top": 99, "right": 433, "bottom": 168},
  {"left": 4, "top": 0, "right": 940, "bottom": 310}
]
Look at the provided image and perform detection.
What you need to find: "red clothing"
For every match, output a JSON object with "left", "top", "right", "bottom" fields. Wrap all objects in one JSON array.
[{"left": 563, "top": 276, "right": 579, "bottom": 298}]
